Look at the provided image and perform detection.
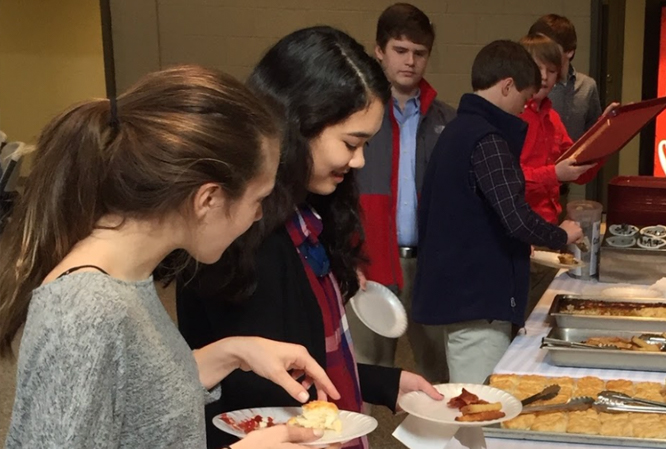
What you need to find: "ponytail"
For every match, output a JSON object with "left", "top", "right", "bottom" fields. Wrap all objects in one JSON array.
[
  {"left": 0, "top": 100, "right": 112, "bottom": 356},
  {"left": 0, "top": 65, "right": 277, "bottom": 357}
]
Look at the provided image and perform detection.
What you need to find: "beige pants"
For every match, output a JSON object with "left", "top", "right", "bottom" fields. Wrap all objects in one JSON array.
[
  {"left": 346, "top": 257, "right": 449, "bottom": 383},
  {"left": 424, "top": 320, "right": 512, "bottom": 384}
]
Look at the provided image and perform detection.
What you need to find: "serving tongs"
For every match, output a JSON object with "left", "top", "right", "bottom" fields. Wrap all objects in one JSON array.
[
  {"left": 595, "top": 390, "right": 666, "bottom": 414},
  {"left": 521, "top": 396, "right": 594, "bottom": 414},
  {"left": 541, "top": 337, "right": 618, "bottom": 350},
  {"left": 521, "top": 384, "right": 561, "bottom": 406}
]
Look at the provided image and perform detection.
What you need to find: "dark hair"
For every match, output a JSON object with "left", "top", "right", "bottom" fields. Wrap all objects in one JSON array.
[
  {"left": 0, "top": 65, "right": 279, "bottom": 356},
  {"left": 192, "top": 26, "right": 391, "bottom": 302},
  {"left": 376, "top": 3, "right": 435, "bottom": 52},
  {"left": 471, "top": 40, "right": 541, "bottom": 92},
  {"left": 519, "top": 33, "right": 563, "bottom": 80},
  {"left": 528, "top": 14, "right": 577, "bottom": 53}
]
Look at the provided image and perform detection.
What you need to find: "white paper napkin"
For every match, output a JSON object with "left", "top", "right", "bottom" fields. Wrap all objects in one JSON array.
[{"left": 393, "top": 415, "right": 487, "bottom": 449}]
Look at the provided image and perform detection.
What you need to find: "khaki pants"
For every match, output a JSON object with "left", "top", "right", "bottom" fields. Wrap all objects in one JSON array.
[
  {"left": 424, "top": 320, "right": 512, "bottom": 384},
  {"left": 346, "top": 257, "right": 449, "bottom": 383}
]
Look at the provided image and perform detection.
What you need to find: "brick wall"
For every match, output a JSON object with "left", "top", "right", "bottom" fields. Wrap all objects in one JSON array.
[{"left": 111, "top": 0, "right": 592, "bottom": 107}]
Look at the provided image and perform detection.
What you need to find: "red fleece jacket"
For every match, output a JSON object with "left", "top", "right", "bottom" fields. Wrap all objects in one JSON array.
[{"left": 520, "top": 98, "right": 603, "bottom": 224}]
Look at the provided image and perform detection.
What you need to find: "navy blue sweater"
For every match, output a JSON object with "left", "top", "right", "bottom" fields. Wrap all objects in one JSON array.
[{"left": 413, "top": 94, "right": 535, "bottom": 327}]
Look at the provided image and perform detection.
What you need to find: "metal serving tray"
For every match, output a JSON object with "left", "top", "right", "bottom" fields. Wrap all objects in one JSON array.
[
  {"left": 549, "top": 294, "right": 666, "bottom": 332},
  {"left": 542, "top": 327, "right": 666, "bottom": 372},
  {"left": 484, "top": 426, "right": 666, "bottom": 448}
]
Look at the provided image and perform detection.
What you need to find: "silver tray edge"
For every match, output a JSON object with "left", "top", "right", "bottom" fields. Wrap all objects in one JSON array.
[{"left": 484, "top": 426, "right": 666, "bottom": 448}]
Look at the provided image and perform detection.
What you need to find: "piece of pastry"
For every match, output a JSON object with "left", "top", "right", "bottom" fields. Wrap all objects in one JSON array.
[
  {"left": 635, "top": 381, "right": 663, "bottom": 397},
  {"left": 599, "top": 413, "right": 632, "bottom": 437},
  {"left": 502, "top": 414, "right": 535, "bottom": 430},
  {"left": 489, "top": 374, "right": 518, "bottom": 394},
  {"left": 287, "top": 401, "right": 342, "bottom": 433},
  {"left": 530, "top": 412, "right": 568, "bottom": 433},
  {"left": 558, "top": 253, "right": 576, "bottom": 265},
  {"left": 631, "top": 414, "right": 666, "bottom": 439},
  {"left": 566, "top": 409, "right": 600, "bottom": 436},
  {"left": 605, "top": 379, "right": 634, "bottom": 396},
  {"left": 575, "top": 376, "right": 605, "bottom": 390}
]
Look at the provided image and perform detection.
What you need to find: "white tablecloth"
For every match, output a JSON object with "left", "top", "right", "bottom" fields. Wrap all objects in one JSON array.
[{"left": 484, "top": 271, "right": 666, "bottom": 449}]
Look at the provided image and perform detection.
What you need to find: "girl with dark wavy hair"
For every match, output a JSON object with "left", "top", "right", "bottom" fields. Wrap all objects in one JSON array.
[
  {"left": 0, "top": 65, "right": 341, "bottom": 449},
  {"left": 177, "top": 27, "right": 442, "bottom": 449}
]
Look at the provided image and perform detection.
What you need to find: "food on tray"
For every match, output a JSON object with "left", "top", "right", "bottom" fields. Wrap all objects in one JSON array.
[
  {"left": 287, "top": 400, "right": 342, "bottom": 433},
  {"left": 579, "top": 335, "right": 664, "bottom": 351},
  {"left": 559, "top": 298, "right": 666, "bottom": 319},
  {"left": 582, "top": 336, "right": 634, "bottom": 349},
  {"left": 489, "top": 374, "right": 666, "bottom": 440},
  {"left": 448, "top": 388, "right": 505, "bottom": 422},
  {"left": 219, "top": 413, "right": 278, "bottom": 434},
  {"left": 557, "top": 253, "right": 576, "bottom": 265},
  {"left": 630, "top": 335, "right": 662, "bottom": 351}
]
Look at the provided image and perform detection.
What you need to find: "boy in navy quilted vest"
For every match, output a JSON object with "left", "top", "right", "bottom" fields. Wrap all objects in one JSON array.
[{"left": 412, "top": 40, "right": 583, "bottom": 384}]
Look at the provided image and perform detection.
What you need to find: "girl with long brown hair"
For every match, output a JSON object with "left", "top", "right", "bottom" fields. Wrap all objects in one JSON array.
[{"left": 0, "top": 65, "right": 339, "bottom": 449}]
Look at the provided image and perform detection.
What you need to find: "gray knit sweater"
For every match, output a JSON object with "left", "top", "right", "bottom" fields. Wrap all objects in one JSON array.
[{"left": 6, "top": 272, "right": 218, "bottom": 448}]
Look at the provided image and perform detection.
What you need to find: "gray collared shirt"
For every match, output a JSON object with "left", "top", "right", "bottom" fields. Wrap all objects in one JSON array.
[{"left": 548, "top": 65, "right": 602, "bottom": 141}]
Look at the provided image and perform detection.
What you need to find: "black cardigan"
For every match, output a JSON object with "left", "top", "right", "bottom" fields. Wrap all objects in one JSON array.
[{"left": 177, "top": 226, "right": 402, "bottom": 449}]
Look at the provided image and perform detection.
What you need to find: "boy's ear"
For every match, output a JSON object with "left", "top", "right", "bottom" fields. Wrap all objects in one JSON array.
[
  {"left": 500, "top": 78, "right": 514, "bottom": 97},
  {"left": 374, "top": 44, "right": 385, "bottom": 62}
]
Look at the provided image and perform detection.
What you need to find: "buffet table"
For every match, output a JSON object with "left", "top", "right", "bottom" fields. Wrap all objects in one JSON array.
[{"left": 483, "top": 271, "right": 666, "bottom": 449}]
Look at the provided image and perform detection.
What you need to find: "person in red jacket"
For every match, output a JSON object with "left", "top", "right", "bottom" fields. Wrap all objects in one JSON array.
[
  {"left": 349, "top": 3, "right": 455, "bottom": 385},
  {"left": 518, "top": 33, "right": 613, "bottom": 314},
  {"left": 519, "top": 33, "right": 600, "bottom": 225}
]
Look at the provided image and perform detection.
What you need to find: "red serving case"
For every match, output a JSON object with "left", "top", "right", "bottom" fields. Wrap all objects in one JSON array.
[{"left": 556, "top": 97, "right": 666, "bottom": 164}]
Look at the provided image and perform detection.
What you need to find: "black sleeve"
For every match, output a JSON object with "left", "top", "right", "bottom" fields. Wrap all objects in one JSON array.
[{"left": 358, "top": 363, "right": 402, "bottom": 412}]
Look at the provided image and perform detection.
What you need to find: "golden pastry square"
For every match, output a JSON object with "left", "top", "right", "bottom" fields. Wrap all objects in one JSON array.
[
  {"left": 516, "top": 375, "right": 548, "bottom": 388},
  {"left": 574, "top": 376, "right": 605, "bottom": 391},
  {"left": 598, "top": 411, "right": 630, "bottom": 423},
  {"left": 629, "top": 413, "right": 660, "bottom": 425},
  {"left": 566, "top": 417, "right": 600, "bottom": 435},
  {"left": 572, "top": 386, "right": 603, "bottom": 399},
  {"left": 501, "top": 414, "right": 535, "bottom": 430},
  {"left": 634, "top": 390, "right": 664, "bottom": 402},
  {"left": 530, "top": 412, "right": 568, "bottom": 433},
  {"left": 513, "top": 384, "right": 547, "bottom": 401},
  {"left": 632, "top": 414, "right": 666, "bottom": 439},
  {"left": 599, "top": 413, "right": 632, "bottom": 437},
  {"left": 489, "top": 374, "right": 518, "bottom": 393},
  {"left": 634, "top": 382, "right": 663, "bottom": 398},
  {"left": 548, "top": 376, "right": 575, "bottom": 388},
  {"left": 570, "top": 409, "right": 599, "bottom": 420},
  {"left": 605, "top": 379, "right": 634, "bottom": 396}
]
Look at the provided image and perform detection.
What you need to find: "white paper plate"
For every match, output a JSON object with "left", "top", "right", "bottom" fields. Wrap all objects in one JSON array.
[
  {"left": 605, "top": 235, "right": 636, "bottom": 248},
  {"left": 601, "top": 286, "right": 663, "bottom": 299},
  {"left": 350, "top": 281, "right": 407, "bottom": 338},
  {"left": 212, "top": 407, "right": 377, "bottom": 445},
  {"left": 398, "top": 383, "right": 522, "bottom": 427},
  {"left": 531, "top": 250, "right": 585, "bottom": 270}
]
